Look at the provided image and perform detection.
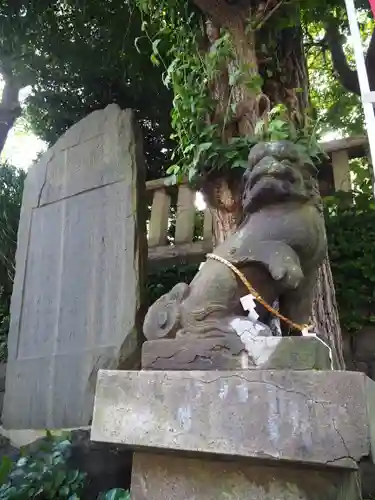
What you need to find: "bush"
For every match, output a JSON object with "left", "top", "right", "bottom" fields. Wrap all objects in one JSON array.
[
  {"left": 0, "top": 164, "right": 26, "bottom": 360},
  {"left": 325, "top": 190, "right": 375, "bottom": 332},
  {"left": 0, "top": 432, "right": 129, "bottom": 499}
]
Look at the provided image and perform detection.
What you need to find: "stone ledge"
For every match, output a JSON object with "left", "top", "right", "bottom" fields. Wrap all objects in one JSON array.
[
  {"left": 91, "top": 369, "right": 375, "bottom": 469},
  {"left": 142, "top": 335, "right": 332, "bottom": 370}
]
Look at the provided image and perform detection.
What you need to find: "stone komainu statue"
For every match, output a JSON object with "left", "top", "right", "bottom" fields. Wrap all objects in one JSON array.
[{"left": 144, "top": 141, "right": 327, "bottom": 340}]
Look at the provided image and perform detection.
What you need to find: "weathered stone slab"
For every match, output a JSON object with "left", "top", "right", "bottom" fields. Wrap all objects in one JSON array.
[
  {"left": 91, "top": 370, "right": 375, "bottom": 469},
  {"left": 142, "top": 335, "right": 331, "bottom": 370},
  {"left": 131, "top": 452, "right": 361, "bottom": 500},
  {"left": 3, "top": 104, "right": 147, "bottom": 429}
]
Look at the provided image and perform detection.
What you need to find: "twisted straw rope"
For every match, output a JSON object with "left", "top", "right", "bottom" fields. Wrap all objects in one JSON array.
[{"left": 206, "top": 253, "right": 310, "bottom": 333}]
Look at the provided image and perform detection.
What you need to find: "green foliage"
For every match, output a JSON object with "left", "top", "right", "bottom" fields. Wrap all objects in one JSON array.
[
  {"left": 0, "top": 164, "right": 25, "bottom": 359},
  {"left": 137, "top": 2, "right": 322, "bottom": 183},
  {"left": 0, "top": 433, "right": 86, "bottom": 499},
  {"left": 0, "top": 432, "right": 130, "bottom": 500},
  {"left": 0, "top": 0, "right": 174, "bottom": 180},
  {"left": 306, "top": 11, "right": 374, "bottom": 137},
  {"left": 0, "top": 0, "right": 372, "bottom": 180},
  {"left": 325, "top": 176, "right": 375, "bottom": 332},
  {"left": 0, "top": 164, "right": 25, "bottom": 280},
  {"left": 146, "top": 263, "right": 198, "bottom": 306}
]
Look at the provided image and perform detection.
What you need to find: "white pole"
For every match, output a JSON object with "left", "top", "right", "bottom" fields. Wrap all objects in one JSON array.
[{"left": 344, "top": 0, "right": 375, "bottom": 198}]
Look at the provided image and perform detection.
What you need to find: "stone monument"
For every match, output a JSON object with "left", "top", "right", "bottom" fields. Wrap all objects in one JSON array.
[
  {"left": 91, "top": 141, "right": 375, "bottom": 499},
  {"left": 3, "top": 104, "right": 147, "bottom": 429}
]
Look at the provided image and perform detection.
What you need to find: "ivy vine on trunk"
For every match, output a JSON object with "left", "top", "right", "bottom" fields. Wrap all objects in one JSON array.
[{"left": 136, "top": 0, "right": 345, "bottom": 368}]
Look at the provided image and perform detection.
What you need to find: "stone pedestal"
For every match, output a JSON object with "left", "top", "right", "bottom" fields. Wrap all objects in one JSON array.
[
  {"left": 131, "top": 453, "right": 359, "bottom": 500},
  {"left": 142, "top": 335, "right": 332, "bottom": 370},
  {"left": 91, "top": 369, "right": 375, "bottom": 500}
]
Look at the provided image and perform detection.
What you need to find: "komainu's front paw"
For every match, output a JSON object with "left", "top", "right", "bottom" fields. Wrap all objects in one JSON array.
[
  {"left": 270, "top": 251, "right": 304, "bottom": 290},
  {"left": 237, "top": 240, "right": 304, "bottom": 290}
]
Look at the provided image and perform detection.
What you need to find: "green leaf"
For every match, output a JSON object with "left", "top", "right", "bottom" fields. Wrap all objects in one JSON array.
[
  {"left": 268, "top": 119, "right": 287, "bottom": 130},
  {"left": 53, "top": 469, "right": 66, "bottom": 489},
  {"left": 103, "top": 488, "right": 130, "bottom": 500},
  {"left": 150, "top": 54, "right": 160, "bottom": 66},
  {"left": 197, "top": 142, "right": 212, "bottom": 153},
  {"left": 58, "top": 483, "right": 72, "bottom": 496},
  {"left": 134, "top": 37, "right": 143, "bottom": 53},
  {"left": 66, "top": 469, "right": 80, "bottom": 485},
  {"left": 183, "top": 144, "right": 195, "bottom": 155},
  {"left": 166, "top": 164, "right": 180, "bottom": 175},
  {"left": 245, "top": 74, "right": 263, "bottom": 92},
  {"left": 0, "top": 456, "right": 12, "bottom": 484},
  {"left": 232, "top": 159, "right": 248, "bottom": 169},
  {"left": 188, "top": 166, "right": 196, "bottom": 182},
  {"left": 152, "top": 39, "right": 161, "bottom": 56},
  {"left": 269, "top": 104, "right": 287, "bottom": 117}
]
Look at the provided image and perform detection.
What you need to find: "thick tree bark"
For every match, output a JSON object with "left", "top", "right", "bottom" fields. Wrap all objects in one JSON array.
[
  {"left": 258, "top": 20, "right": 309, "bottom": 129},
  {"left": 195, "top": 0, "right": 345, "bottom": 367},
  {"left": 0, "top": 74, "right": 21, "bottom": 155},
  {"left": 312, "top": 254, "right": 346, "bottom": 369},
  {"left": 204, "top": 173, "right": 243, "bottom": 245}
]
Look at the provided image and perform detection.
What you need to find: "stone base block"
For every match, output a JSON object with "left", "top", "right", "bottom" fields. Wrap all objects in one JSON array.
[
  {"left": 91, "top": 369, "right": 375, "bottom": 468},
  {"left": 142, "top": 335, "right": 332, "bottom": 370},
  {"left": 131, "top": 452, "right": 361, "bottom": 500},
  {"left": 91, "top": 369, "right": 375, "bottom": 499}
]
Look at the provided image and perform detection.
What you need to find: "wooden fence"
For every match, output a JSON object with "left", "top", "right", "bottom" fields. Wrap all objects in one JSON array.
[
  {"left": 146, "top": 136, "right": 369, "bottom": 266},
  {"left": 146, "top": 177, "right": 213, "bottom": 265}
]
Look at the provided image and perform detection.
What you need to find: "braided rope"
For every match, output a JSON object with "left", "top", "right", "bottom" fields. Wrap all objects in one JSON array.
[{"left": 206, "top": 253, "right": 310, "bottom": 333}]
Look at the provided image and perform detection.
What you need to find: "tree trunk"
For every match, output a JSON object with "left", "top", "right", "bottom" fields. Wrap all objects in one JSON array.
[
  {"left": 312, "top": 254, "right": 346, "bottom": 369},
  {"left": 0, "top": 74, "right": 21, "bottom": 155},
  {"left": 203, "top": 171, "right": 243, "bottom": 245},
  {"left": 257, "top": 18, "right": 309, "bottom": 130},
  {"left": 195, "top": 0, "right": 345, "bottom": 367}
]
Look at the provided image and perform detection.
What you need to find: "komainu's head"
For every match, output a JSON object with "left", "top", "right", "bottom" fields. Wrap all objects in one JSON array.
[{"left": 242, "top": 141, "right": 321, "bottom": 214}]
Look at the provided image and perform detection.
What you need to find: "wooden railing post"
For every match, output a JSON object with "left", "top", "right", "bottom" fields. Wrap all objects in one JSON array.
[
  {"left": 331, "top": 150, "right": 351, "bottom": 192},
  {"left": 148, "top": 189, "right": 171, "bottom": 247},
  {"left": 175, "top": 186, "right": 196, "bottom": 244},
  {"left": 203, "top": 209, "right": 213, "bottom": 244}
]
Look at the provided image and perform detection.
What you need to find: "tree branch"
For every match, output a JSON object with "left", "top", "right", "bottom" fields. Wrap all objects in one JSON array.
[
  {"left": 325, "top": 20, "right": 360, "bottom": 94},
  {"left": 366, "top": 29, "right": 375, "bottom": 90},
  {"left": 325, "top": 19, "right": 375, "bottom": 95},
  {"left": 0, "top": 73, "right": 21, "bottom": 155}
]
